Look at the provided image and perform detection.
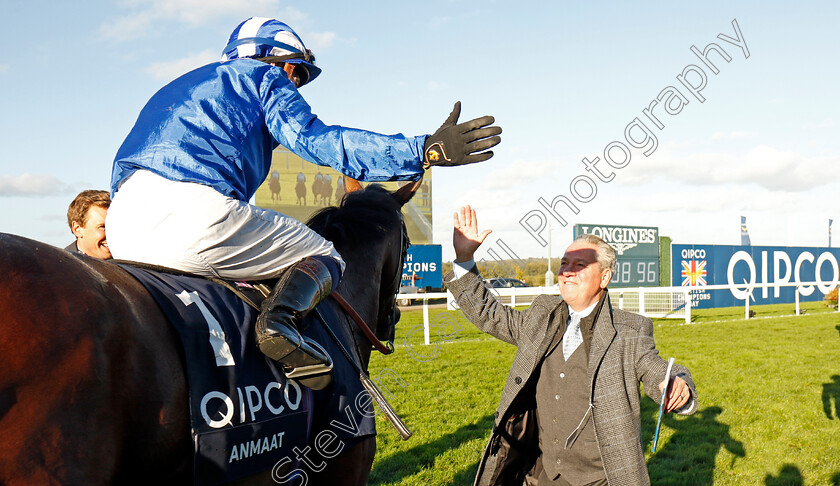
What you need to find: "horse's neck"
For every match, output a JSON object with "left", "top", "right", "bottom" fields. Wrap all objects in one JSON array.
[{"left": 334, "top": 259, "right": 382, "bottom": 372}]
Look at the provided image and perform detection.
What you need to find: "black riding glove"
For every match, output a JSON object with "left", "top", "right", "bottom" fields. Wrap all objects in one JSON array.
[{"left": 423, "top": 102, "right": 502, "bottom": 169}]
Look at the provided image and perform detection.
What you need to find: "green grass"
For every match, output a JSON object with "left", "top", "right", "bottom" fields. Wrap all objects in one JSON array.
[{"left": 367, "top": 302, "right": 840, "bottom": 485}]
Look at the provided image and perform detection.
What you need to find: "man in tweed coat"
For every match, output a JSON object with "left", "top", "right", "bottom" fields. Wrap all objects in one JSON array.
[{"left": 445, "top": 206, "right": 697, "bottom": 486}]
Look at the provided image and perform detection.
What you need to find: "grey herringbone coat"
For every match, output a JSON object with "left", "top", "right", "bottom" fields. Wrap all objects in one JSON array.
[{"left": 445, "top": 267, "right": 697, "bottom": 486}]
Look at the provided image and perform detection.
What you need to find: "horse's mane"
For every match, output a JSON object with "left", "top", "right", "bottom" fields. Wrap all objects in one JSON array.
[{"left": 306, "top": 184, "right": 402, "bottom": 252}]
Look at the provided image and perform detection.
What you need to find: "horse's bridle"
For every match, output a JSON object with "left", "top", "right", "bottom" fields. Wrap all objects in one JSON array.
[
  {"left": 328, "top": 209, "right": 408, "bottom": 356},
  {"left": 382, "top": 213, "right": 410, "bottom": 345}
]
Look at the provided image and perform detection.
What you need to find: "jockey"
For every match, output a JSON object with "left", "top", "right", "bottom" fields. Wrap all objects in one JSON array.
[{"left": 107, "top": 17, "right": 501, "bottom": 388}]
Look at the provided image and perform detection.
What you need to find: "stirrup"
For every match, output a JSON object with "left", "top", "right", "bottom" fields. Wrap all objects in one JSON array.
[
  {"left": 282, "top": 341, "right": 334, "bottom": 391},
  {"left": 259, "top": 332, "right": 334, "bottom": 390},
  {"left": 284, "top": 346, "right": 334, "bottom": 391}
]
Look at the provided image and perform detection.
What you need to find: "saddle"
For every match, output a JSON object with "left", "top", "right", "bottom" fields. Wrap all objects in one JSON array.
[
  {"left": 115, "top": 260, "right": 274, "bottom": 307},
  {"left": 113, "top": 260, "right": 378, "bottom": 485}
]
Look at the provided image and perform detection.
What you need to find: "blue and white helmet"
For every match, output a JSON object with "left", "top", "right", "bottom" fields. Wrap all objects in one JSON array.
[{"left": 222, "top": 17, "right": 321, "bottom": 85}]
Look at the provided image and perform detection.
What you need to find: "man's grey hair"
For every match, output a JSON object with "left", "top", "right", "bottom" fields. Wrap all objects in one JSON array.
[{"left": 573, "top": 234, "right": 617, "bottom": 273}]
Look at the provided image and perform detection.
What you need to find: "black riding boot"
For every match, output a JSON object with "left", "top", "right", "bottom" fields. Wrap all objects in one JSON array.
[{"left": 256, "top": 257, "right": 334, "bottom": 390}]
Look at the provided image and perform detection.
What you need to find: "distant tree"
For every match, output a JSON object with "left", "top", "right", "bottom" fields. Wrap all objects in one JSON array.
[
  {"left": 660, "top": 236, "right": 672, "bottom": 287},
  {"left": 825, "top": 286, "right": 838, "bottom": 307}
]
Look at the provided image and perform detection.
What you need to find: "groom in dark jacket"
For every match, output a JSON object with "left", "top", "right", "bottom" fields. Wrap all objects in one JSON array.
[{"left": 445, "top": 206, "right": 698, "bottom": 486}]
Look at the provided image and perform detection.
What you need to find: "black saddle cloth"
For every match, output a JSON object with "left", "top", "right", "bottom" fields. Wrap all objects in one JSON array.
[{"left": 118, "top": 264, "right": 375, "bottom": 485}]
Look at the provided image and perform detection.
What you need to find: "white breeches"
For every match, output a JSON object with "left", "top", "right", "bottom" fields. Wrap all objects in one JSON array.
[{"left": 107, "top": 170, "right": 344, "bottom": 280}]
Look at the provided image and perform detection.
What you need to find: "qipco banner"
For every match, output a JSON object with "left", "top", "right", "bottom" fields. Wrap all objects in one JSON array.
[{"left": 672, "top": 244, "right": 840, "bottom": 309}]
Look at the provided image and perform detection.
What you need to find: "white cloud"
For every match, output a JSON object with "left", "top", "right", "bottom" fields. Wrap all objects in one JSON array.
[
  {"left": 0, "top": 64, "right": 9, "bottom": 73},
  {"left": 268, "top": 6, "right": 307, "bottom": 26},
  {"left": 626, "top": 185, "right": 805, "bottom": 214},
  {"left": 0, "top": 174, "right": 69, "bottom": 196},
  {"left": 302, "top": 31, "right": 336, "bottom": 51},
  {"left": 428, "top": 16, "right": 452, "bottom": 29},
  {"left": 433, "top": 193, "right": 535, "bottom": 257},
  {"left": 480, "top": 158, "right": 557, "bottom": 190},
  {"left": 99, "top": 10, "right": 157, "bottom": 41},
  {"left": 144, "top": 49, "right": 218, "bottom": 79},
  {"left": 427, "top": 81, "right": 449, "bottom": 91},
  {"left": 452, "top": 188, "right": 522, "bottom": 210},
  {"left": 433, "top": 188, "right": 526, "bottom": 240},
  {"left": 803, "top": 120, "right": 835, "bottom": 131},
  {"left": 99, "top": 1, "right": 312, "bottom": 41},
  {"left": 618, "top": 145, "right": 840, "bottom": 191},
  {"left": 710, "top": 131, "right": 754, "bottom": 141},
  {"left": 169, "top": 0, "right": 281, "bottom": 25}
]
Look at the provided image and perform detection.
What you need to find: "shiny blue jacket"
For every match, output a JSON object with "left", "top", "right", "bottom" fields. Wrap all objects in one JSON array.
[{"left": 111, "top": 59, "right": 426, "bottom": 201}]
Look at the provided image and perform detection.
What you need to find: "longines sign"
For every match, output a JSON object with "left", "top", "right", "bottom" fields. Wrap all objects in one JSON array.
[
  {"left": 573, "top": 224, "right": 660, "bottom": 287},
  {"left": 573, "top": 224, "right": 659, "bottom": 257}
]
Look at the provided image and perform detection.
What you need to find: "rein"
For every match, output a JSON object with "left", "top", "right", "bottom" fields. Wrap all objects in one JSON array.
[
  {"left": 329, "top": 292, "right": 394, "bottom": 355},
  {"left": 328, "top": 208, "right": 406, "bottom": 357}
]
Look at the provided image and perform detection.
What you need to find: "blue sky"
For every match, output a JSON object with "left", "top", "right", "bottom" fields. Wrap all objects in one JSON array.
[{"left": 1, "top": 1, "right": 838, "bottom": 261}]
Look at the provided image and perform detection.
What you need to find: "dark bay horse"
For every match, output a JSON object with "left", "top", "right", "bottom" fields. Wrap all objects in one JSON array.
[
  {"left": 0, "top": 183, "right": 415, "bottom": 485},
  {"left": 295, "top": 180, "right": 307, "bottom": 206},
  {"left": 268, "top": 171, "right": 281, "bottom": 204}
]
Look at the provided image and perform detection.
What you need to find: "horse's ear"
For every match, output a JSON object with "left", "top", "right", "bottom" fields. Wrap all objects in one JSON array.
[
  {"left": 344, "top": 176, "right": 363, "bottom": 193},
  {"left": 393, "top": 177, "right": 422, "bottom": 207}
]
